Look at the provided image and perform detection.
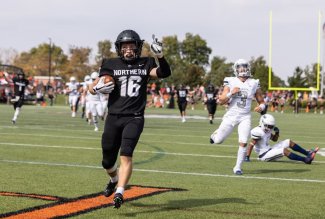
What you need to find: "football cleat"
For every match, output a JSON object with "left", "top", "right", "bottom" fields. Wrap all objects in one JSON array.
[
  {"left": 305, "top": 152, "right": 316, "bottom": 164},
  {"left": 209, "top": 120, "right": 213, "bottom": 124},
  {"left": 308, "top": 147, "right": 319, "bottom": 156},
  {"left": 209, "top": 138, "right": 214, "bottom": 144},
  {"left": 113, "top": 193, "right": 124, "bottom": 209},
  {"left": 234, "top": 170, "right": 243, "bottom": 175},
  {"left": 233, "top": 167, "right": 243, "bottom": 175},
  {"left": 103, "top": 180, "right": 118, "bottom": 197},
  {"left": 94, "top": 127, "right": 99, "bottom": 132},
  {"left": 12, "top": 120, "right": 16, "bottom": 125}
]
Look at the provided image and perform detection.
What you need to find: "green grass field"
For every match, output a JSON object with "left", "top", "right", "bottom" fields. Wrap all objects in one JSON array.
[{"left": 0, "top": 104, "right": 324, "bottom": 219}]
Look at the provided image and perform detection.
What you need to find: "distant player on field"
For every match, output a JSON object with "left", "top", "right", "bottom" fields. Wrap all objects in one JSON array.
[
  {"left": 66, "top": 76, "right": 80, "bottom": 117},
  {"left": 205, "top": 84, "right": 218, "bottom": 124},
  {"left": 11, "top": 71, "right": 32, "bottom": 124}
]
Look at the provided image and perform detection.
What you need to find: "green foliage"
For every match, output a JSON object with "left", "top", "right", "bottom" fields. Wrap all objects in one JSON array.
[
  {"left": 250, "top": 56, "right": 285, "bottom": 92},
  {"left": 95, "top": 40, "right": 116, "bottom": 67},
  {"left": 207, "top": 56, "right": 233, "bottom": 87},
  {"left": 65, "top": 46, "right": 92, "bottom": 81},
  {"left": 287, "top": 67, "right": 307, "bottom": 87},
  {"left": 13, "top": 44, "right": 68, "bottom": 77},
  {"left": 162, "top": 34, "right": 211, "bottom": 87},
  {"left": 181, "top": 33, "right": 211, "bottom": 66}
]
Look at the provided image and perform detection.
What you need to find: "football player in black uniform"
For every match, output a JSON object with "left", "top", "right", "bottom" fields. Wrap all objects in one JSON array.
[
  {"left": 205, "top": 84, "right": 218, "bottom": 124},
  {"left": 176, "top": 85, "right": 188, "bottom": 122},
  {"left": 11, "top": 71, "right": 30, "bottom": 124},
  {"left": 89, "top": 30, "right": 171, "bottom": 208}
]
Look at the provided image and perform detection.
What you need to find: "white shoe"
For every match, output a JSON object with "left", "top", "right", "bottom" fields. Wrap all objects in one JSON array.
[
  {"left": 72, "top": 112, "right": 76, "bottom": 117},
  {"left": 94, "top": 127, "right": 99, "bottom": 131},
  {"left": 182, "top": 117, "right": 186, "bottom": 123},
  {"left": 233, "top": 167, "right": 243, "bottom": 175}
]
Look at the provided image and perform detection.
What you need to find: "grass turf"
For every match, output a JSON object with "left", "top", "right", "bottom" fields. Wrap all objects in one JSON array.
[{"left": 0, "top": 104, "right": 324, "bottom": 219}]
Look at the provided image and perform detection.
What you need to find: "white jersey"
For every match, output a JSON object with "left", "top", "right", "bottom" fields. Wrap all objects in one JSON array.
[
  {"left": 223, "top": 77, "right": 260, "bottom": 116},
  {"left": 84, "top": 81, "right": 92, "bottom": 102},
  {"left": 251, "top": 126, "right": 272, "bottom": 155},
  {"left": 87, "top": 83, "right": 101, "bottom": 102},
  {"left": 66, "top": 82, "right": 80, "bottom": 96}
]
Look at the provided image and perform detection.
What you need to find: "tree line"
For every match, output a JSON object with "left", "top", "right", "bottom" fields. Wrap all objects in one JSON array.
[{"left": 0, "top": 33, "right": 321, "bottom": 92}]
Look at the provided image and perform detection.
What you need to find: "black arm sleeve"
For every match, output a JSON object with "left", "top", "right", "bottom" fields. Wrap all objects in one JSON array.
[{"left": 156, "top": 57, "right": 171, "bottom": 78}]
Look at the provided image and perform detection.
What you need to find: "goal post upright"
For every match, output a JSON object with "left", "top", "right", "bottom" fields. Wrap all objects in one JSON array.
[{"left": 267, "top": 10, "right": 322, "bottom": 97}]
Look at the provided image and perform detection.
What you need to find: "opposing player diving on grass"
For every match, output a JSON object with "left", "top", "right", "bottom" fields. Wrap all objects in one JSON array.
[{"left": 245, "top": 114, "right": 319, "bottom": 164}]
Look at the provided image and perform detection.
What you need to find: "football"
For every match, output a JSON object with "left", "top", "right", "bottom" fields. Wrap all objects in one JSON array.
[{"left": 93, "top": 75, "right": 114, "bottom": 86}]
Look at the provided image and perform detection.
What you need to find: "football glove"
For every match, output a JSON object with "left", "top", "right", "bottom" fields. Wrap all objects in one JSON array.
[
  {"left": 244, "top": 156, "right": 250, "bottom": 162},
  {"left": 150, "top": 34, "right": 163, "bottom": 58},
  {"left": 93, "top": 77, "right": 115, "bottom": 94},
  {"left": 273, "top": 126, "right": 280, "bottom": 134}
]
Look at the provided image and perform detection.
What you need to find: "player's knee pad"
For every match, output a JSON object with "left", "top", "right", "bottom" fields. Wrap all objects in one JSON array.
[
  {"left": 106, "top": 163, "right": 117, "bottom": 174},
  {"left": 102, "top": 156, "right": 117, "bottom": 170},
  {"left": 101, "top": 147, "right": 119, "bottom": 170}
]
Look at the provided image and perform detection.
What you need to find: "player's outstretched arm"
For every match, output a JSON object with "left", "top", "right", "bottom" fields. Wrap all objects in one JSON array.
[
  {"left": 245, "top": 140, "right": 256, "bottom": 162},
  {"left": 149, "top": 34, "right": 171, "bottom": 79}
]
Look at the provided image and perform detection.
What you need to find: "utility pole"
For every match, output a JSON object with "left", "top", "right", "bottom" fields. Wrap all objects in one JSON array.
[
  {"left": 48, "top": 37, "right": 52, "bottom": 86},
  {"left": 322, "top": 22, "right": 325, "bottom": 97}
]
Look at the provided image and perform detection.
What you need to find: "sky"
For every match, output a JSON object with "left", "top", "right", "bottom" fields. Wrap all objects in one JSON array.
[{"left": 1, "top": 0, "right": 325, "bottom": 81}]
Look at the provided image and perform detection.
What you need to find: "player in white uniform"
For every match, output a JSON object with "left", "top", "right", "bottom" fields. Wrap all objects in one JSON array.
[
  {"left": 87, "top": 72, "right": 104, "bottom": 131},
  {"left": 245, "top": 114, "right": 319, "bottom": 164},
  {"left": 66, "top": 76, "right": 80, "bottom": 117},
  {"left": 100, "top": 92, "right": 109, "bottom": 120},
  {"left": 80, "top": 75, "right": 91, "bottom": 119},
  {"left": 210, "top": 59, "right": 265, "bottom": 175}
]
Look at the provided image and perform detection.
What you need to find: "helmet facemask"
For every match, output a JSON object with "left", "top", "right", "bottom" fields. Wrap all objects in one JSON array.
[
  {"left": 17, "top": 72, "right": 25, "bottom": 79},
  {"left": 259, "top": 114, "right": 275, "bottom": 133},
  {"left": 120, "top": 43, "right": 138, "bottom": 61},
  {"left": 233, "top": 59, "right": 251, "bottom": 78},
  {"left": 115, "top": 30, "right": 144, "bottom": 62}
]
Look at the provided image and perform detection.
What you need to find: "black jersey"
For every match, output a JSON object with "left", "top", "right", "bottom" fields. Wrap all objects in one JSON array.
[
  {"left": 206, "top": 90, "right": 217, "bottom": 104},
  {"left": 12, "top": 77, "right": 29, "bottom": 97},
  {"left": 99, "top": 57, "right": 157, "bottom": 115},
  {"left": 176, "top": 88, "right": 188, "bottom": 103}
]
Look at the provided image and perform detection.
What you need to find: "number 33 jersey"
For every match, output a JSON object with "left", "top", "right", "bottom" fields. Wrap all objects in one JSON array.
[
  {"left": 99, "top": 57, "right": 157, "bottom": 115},
  {"left": 223, "top": 77, "right": 260, "bottom": 115}
]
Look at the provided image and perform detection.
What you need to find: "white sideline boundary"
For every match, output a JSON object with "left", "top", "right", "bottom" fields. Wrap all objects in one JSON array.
[{"left": 1, "top": 159, "right": 325, "bottom": 183}]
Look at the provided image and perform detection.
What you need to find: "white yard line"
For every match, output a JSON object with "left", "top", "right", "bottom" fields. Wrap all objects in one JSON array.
[
  {"left": 0, "top": 142, "right": 324, "bottom": 161},
  {"left": 1, "top": 159, "right": 325, "bottom": 183}
]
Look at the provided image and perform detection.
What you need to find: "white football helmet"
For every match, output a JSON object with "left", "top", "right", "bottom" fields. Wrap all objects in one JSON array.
[
  {"left": 233, "top": 59, "right": 251, "bottom": 78},
  {"left": 90, "top": 71, "right": 99, "bottom": 80},
  {"left": 70, "top": 76, "right": 76, "bottom": 82},
  {"left": 84, "top": 75, "right": 91, "bottom": 82},
  {"left": 259, "top": 114, "right": 275, "bottom": 133}
]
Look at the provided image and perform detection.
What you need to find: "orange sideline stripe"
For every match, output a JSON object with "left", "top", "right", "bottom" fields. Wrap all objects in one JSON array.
[
  {"left": 1, "top": 186, "right": 176, "bottom": 219},
  {"left": 0, "top": 192, "right": 62, "bottom": 201}
]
